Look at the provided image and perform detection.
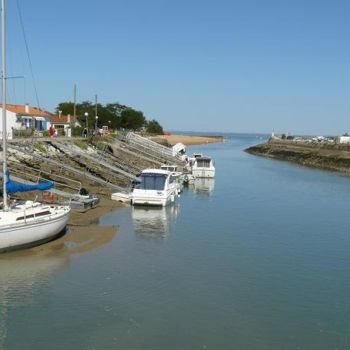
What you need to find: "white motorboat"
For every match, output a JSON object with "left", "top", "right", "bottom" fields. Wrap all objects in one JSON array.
[
  {"left": 192, "top": 156, "right": 215, "bottom": 178},
  {"left": 160, "top": 164, "right": 179, "bottom": 173},
  {"left": 131, "top": 169, "right": 178, "bottom": 206},
  {"left": 160, "top": 164, "right": 183, "bottom": 193},
  {"left": 0, "top": 0, "right": 71, "bottom": 253}
]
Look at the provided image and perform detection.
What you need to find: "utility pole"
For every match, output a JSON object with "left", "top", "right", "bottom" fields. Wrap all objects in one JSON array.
[
  {"left": 95, "top": 94, "right": 98, "bottom": 133},
  {"left": 95, "top": 94, "right": 98, "bottom": 119},
  {"left": 73, "top": 83, "right": 76, "bottom": 121}
]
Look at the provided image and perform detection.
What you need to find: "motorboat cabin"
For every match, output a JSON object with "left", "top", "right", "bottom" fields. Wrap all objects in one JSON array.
[
  {"left": 192, "top": 156, "right": 215, "bottom": 178},
  {"left": 160, "top": 165, "right": 178, "bottom": 173},
  {"left": 131, "top": 169, "right": 178, "bottom": 206},
  {"left": 193, "top": 153, "right": 203, "bottom": 159},
  {"left": 160, "top": 165, "right": 183, "bottom": 193}
]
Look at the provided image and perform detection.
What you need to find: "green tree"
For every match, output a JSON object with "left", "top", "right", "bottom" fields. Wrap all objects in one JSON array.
[
  {"left": 56, "top": 102, "right": 74, "bottom": 115},
  {"left": 55, "top": 100, "right": 163, "bottom": 132},
  {"left": 120, "top": 108, "right": 146, "bottom": 130},
  {"left": 145, "top": 119, "right": 163, "bottom": 134}
]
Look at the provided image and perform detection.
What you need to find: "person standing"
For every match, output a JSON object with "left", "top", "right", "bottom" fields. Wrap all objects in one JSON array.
[{"left": 49, "top": 125, "right": 55, "bottom": 138}]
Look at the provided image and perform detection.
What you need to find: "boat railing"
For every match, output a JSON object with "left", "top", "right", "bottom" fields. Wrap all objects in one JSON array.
[{"left": 9, "top": 163, "right": 82, "bottom": 194}]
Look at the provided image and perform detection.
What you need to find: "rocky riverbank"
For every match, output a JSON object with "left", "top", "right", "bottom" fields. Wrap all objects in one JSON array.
[
  {"left": 245, "top": 139, "right": 350, "bottom": 175},
  {"left": 6, "top": 132, "right": 223, "bottom": 230}
]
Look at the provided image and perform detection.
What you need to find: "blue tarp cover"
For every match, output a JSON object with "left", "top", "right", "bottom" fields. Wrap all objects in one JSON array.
[{"left": 6, "top": 171, "right": 53, "bottom": 193}]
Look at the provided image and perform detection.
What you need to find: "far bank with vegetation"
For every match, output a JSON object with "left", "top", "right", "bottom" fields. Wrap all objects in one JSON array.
[{"left": 245, "top": 139, "right": 350, "bottom": 175}]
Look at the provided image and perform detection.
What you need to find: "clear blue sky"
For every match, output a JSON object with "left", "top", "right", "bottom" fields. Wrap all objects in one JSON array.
[{"left": 5, "top": 0, "right": 350, "bottom": 135}]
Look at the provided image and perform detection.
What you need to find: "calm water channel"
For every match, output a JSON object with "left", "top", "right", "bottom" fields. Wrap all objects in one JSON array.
[{"left": 1, "top": 134, "right": 350, "bottom": 349}]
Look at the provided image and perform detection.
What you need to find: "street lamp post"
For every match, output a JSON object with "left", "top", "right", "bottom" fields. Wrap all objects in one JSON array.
[
  {"left": 95, "top": 115, "right": 98, "bottom": 134},
  {"left": 84, "top": 112, "right": 89, "bottom": 134}
]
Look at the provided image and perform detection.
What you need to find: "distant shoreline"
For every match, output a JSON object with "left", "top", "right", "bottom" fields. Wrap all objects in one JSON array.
[
  {"left": 245, "top": 139, "right": 350, "bottom": 175},
  {"left": 154, "top": 134, "right": 224, "bottom": 146}
]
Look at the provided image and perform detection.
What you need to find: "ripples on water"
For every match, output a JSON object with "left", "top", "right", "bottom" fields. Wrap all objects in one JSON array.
[{"left": 2, "top": 133, "right": 350, "bottom": 349}]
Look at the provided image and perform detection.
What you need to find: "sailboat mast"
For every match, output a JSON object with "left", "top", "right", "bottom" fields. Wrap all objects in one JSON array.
[{"left": 1, "top": 0, "right": 7, "bottom": 210}]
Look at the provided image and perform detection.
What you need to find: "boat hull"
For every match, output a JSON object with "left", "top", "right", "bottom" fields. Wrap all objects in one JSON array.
[
  {"left": 131, "top": 190, "right": 175, "bottom": 207},
  {"left": 192, "top": 168, "right": 215, "bottom": 178},
  {"left": 0, "top": 210, "right": 70, "bottom": 253}
]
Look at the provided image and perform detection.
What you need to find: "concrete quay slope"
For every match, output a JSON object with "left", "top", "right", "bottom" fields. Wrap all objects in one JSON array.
[{"left": 245, "top": 139, "right": 350, "bottom": 175}]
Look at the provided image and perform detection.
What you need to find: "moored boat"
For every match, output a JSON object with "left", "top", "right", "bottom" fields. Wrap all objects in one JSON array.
[
  {"left": 0, "top": 201, "right": 70, "bottom": 252},
  {"left": 192, "top": 155, "right": 215, "bottom": 178},
  {"left": 131, "top": 169, "right": 178, "bottom": 206},
  {"left": 160, "top": 164, "right": 183, "bottom": 193},
  {"left": 0, "top": 0, "right": 71, "bottom": 253}
]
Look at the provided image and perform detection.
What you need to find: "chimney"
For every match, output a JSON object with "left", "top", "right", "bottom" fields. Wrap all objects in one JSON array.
[
  {"left": 58, "top": 110, "right": 62, "bottom": 119},
  {"left": 25, "top": 104, "right": 29, "bottom": 113},
  {"left": 67, "top": 114, "right": 71, "bottom": 123}
]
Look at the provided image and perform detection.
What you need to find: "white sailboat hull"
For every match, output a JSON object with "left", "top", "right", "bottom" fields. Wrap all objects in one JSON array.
[
  {"left": 0, "top": 207, "right": 70, "bottom": 252},
  {"left": 0, "top": 1, "right": 71, "bottom": 253}
]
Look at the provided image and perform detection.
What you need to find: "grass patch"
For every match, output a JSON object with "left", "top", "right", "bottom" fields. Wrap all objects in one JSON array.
[
  {"left": 73, "top": 140, "right": 88, "bottom": 150},
  {"left": 34, "top": 142, "right": 47, "bottom": 154}
]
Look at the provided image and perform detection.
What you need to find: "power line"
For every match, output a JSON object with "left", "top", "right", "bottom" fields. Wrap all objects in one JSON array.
[{"left": 16, "top": 0, "right": 40, "bottom": 108}]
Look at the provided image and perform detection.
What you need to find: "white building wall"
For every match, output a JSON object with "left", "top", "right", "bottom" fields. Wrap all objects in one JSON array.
[
  {"left": 0, "top": 108, "right": 19, "bottom": 139},
  {"left": 338, "top": 136, "right": 350, "bottom": 144}
]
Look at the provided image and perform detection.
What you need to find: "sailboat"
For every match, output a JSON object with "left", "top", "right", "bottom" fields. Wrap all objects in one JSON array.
[{"left": 0, "top": 0, "right": 71, "bottom": 252}]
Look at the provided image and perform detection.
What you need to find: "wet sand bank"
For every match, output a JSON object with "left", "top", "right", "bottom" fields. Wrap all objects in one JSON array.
[
  {"left": 160, "top": 134, "right": 224, "bottom": 146},
  {"left": 0, "top": 198, "right": 125, "bottom": 258}
]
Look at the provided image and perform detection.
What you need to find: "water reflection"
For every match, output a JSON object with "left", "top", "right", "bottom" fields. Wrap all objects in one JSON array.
[
  {"left": 131, "top": 205, "right": 180, "bottom": 238},
  {"left": 0, "top": 224, "right": 117, "bottom": 350},
  {"left": 193, "top": 178, "right": 215, "bottom": 196},
  {"left": 0, "top": 254, "right": 68, "bottom": 350}
]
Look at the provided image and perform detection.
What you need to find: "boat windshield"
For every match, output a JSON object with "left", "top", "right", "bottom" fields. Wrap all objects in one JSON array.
[
  {"left": 196, "top": 158, "right": 211, "bottom": 168},
  {"left": 161, "top": 166, "right": 177, "bottom": 172},
  {"left": 137, "top": 173, "right": 167, "bottom": 191}
]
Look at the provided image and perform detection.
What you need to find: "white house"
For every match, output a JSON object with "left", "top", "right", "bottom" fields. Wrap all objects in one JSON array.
[
  {"left": 47, "top": 114, "right": 80, "bottom": 136},
  {"left": 337, "top": 135, "right": 350, "bottom": 144},
  {"left": 0, "top": 108, "right": 20, "bottom": 139},
  {"left": 6, "top": 104, "right": 53, "bottom": 132},
  {"left": 0, "top": 104, "right": 83, "bottom": 139}
]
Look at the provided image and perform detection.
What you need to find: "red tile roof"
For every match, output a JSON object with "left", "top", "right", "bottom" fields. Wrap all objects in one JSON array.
[
  {"left": 47, "top": 114, "right": 77, "bottom": 124},
  {"left": 5, "top": 104, "right": 53, "bottom": 117},
  {"left": 5, "top": 104, "right": 78, "bottom": 124}
]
